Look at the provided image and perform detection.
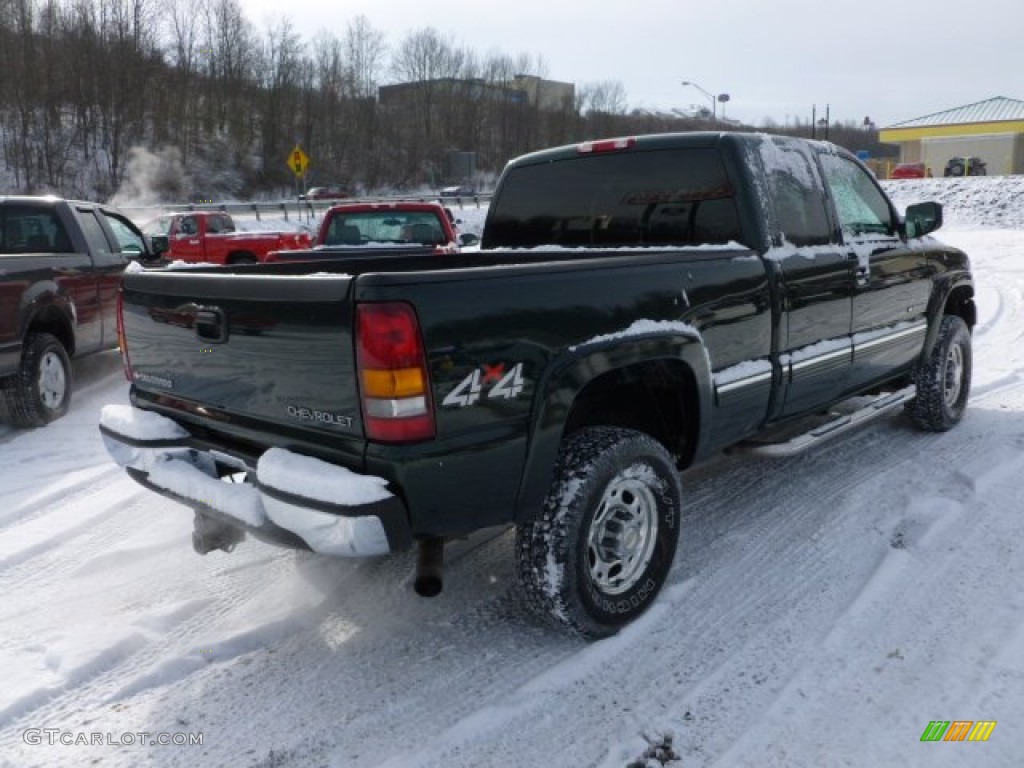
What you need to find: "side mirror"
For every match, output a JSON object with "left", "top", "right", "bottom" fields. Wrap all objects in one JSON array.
[
  {"left": 459, "top": 232, "right": 480, "bottom": 247},
  {"left": 148, "top": 234, "right": 170, "bottom": 257},
  {"left": 904, "top": 202, "right": 943, "bottom": 239}
]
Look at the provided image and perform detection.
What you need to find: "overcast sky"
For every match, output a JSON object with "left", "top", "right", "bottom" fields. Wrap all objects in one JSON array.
[{"left": 238, "top": 0, "right": 1023, "bottom": 129}]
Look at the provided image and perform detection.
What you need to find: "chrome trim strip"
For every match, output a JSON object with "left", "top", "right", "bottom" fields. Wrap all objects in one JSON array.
[
  {"left": 716, "top": 369, "right": 773, "bottom": 396},
  {"left": 790, "top": 346, "right": 852, "bottom": 373},
  {"left": 855, "top": 323, "right": 927, "bottom": 353}
]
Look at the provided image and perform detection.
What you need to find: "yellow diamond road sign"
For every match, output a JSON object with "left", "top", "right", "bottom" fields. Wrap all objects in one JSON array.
[{"left": 288, "top": 145, "right": 309, "bottom": 177}]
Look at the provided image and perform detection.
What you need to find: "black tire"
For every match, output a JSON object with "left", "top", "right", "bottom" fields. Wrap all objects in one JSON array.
[
  {"left": 516, "top": 427, "right": 682, "bottom": 639},
  {"left": 228, "top": 253, "right": 258, "bottom": 265},
  {"left": 946, "top": 161, "right": 965, "bottom": 177},
  {"left": 1, "top": 332, "right": 72, "bottom": 427},
  {"left": 909, "top": 315, "right": 971, "bottom": 431}
]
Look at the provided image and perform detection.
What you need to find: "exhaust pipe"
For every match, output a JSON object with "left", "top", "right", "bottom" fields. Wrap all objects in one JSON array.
[{"left": 414, "top": 537, "right": 445, "bottom": 597}]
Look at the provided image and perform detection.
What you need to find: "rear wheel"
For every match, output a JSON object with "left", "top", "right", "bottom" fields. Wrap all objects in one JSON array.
[
  {"left": 910, "top": 315, "right": 971, "bottom": 431},
  {"left": 228, "top": 253, "right": 258, "bottom": 265},
  {"left": 516, "top": 427, "right": 682, "bottom": 639},
  {"left": 1, "top": 332, "right": 72, "bottom": 427}
]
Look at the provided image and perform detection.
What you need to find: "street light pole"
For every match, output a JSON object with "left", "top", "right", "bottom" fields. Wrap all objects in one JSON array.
[{"left": 681, "top": 80, "right": 717, "bottom": 121}]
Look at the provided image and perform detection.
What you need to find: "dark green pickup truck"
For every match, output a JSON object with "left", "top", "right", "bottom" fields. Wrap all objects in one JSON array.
[{"left": 99, "top": 132, "right": 975, "bottom": 637}]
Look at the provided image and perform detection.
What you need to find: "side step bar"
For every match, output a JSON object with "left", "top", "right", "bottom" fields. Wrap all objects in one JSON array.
[{"left": 734, "top": 385, "right": 917, "bottom": 458}]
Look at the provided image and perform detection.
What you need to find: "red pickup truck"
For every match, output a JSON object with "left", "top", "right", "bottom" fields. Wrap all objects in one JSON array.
[
  {"left": 265, "top": 201, "right": 463, "bottom": 263},
  {"left": 144, "top": 211, "right": 312, "bottom": 265}
]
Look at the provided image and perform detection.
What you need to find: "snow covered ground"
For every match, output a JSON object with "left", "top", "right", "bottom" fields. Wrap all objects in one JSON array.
[{"left": 1, "top": 178, "right": 1021, "bottom": 767}]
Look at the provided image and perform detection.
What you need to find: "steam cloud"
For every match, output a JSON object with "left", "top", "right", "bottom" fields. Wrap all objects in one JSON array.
[{"left": 108, "top": 146, "right": 188, "bottom": 208}]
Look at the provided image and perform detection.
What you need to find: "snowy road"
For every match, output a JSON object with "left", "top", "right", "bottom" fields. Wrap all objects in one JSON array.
[{"left": 1, "top": 181, "right": 1021, "bottom": 767}]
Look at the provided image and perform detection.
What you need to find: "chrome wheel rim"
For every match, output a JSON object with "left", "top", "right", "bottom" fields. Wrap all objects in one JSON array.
[
  {"left": 587, "top": 471, "right": 659, "bottom": 595},
  {"left": 943, "top": 343, "right": 964, "bottom": 408},
  {"left": 38, "top": 351, "right": 67, "bottom": 410}
]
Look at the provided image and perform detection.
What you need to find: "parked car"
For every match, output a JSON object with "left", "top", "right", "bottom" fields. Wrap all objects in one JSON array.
[
  {"left": 0, "top": 196, "right": 167, "bottom": 427},
  {"left": 301, "top": 185, "right": 351, "bottom": 201},
  {"left": 440, "top": 185, "right": 476, "bottom": 198},
  {"left": 944, "top": 157, "right": 987, "bottom": 177},
  {"left": 890, "top": 162, "right": 926, "bottom": 179}
]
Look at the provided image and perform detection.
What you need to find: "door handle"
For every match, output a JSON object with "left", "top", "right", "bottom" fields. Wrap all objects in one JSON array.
[{"left": 188, "top": 305, "right": 229, "bottom": 343}]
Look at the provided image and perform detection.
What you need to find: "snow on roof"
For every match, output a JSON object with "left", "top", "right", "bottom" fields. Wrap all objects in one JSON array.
[{"left": 884, "top": 96, "right": 1024, "bottom": 129}]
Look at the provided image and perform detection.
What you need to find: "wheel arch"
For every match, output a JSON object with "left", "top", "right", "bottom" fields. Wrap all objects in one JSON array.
[
  {"left": 919, "top": 276, "right": 975, "bottom": 364},
  {"left": 513, "top": 333, "right": 712, "bottom": 525},
  {"left": 22, "top": 297, "right": 76, "bottom": 357}
]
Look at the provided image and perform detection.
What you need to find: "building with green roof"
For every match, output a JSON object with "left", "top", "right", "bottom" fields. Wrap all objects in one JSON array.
[{"left": 879, "top": 96, "right": 1024, "bottom": 176}]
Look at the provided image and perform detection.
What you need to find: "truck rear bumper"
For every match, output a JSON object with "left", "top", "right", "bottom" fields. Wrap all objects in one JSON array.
[{"left": 98, "top": 404, "right": 412, "bottom": 556}]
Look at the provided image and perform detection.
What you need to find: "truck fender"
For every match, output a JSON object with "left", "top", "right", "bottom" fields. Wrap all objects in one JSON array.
[
  {"left": 513, "top": 327, "right": 714, "bottom": 525},
  {"left": 918, "top": 273, "right": 975, "bottom": 364},
  {"left": 18, "top": 283, "right": 75, "bottom": 351}
]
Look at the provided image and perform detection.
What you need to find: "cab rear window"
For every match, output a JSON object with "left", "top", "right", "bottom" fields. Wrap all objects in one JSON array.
[{"left": 484, "top": 148, "right": 742, "bottom": 248}]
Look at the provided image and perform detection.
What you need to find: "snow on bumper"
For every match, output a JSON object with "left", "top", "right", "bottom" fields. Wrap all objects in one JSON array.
[{"left": 98, "top": 404, "right": 405, "bottom": 556}]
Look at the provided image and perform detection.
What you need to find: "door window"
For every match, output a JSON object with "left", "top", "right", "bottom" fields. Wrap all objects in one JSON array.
[
  {"left": 101, "top": 211, "right": 146, "bottom": 255},
  {"left": 819, "top": 153, "right": 895, "bottom": 237},
  {"left": 178, "top": 216, "right": 198, "bottom": 236}
]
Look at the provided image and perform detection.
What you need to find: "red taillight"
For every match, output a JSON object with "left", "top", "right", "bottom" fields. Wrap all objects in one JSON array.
[
  {"left": 356, "top": 302, "right": 435, "bottom": 442},
  {"left": 116, "top": 288, "right": 133, "bottom": 381},
  {"left": 577, "top": 136, "right": 636, "bottom": 154}
]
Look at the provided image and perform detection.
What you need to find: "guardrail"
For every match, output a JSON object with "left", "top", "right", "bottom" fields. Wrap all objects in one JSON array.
[{"left": 120, "top": 193, "right": 493, "bottom": 224}]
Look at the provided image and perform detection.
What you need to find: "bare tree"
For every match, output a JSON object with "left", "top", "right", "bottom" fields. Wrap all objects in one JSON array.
[{"left": 258, "top": 16, "right": 306, "bottom": 189}]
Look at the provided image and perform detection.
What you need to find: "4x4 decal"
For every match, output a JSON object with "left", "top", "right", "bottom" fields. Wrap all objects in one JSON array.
[{"left": 442, "top": 363, "right": 525, "bottom": 407}]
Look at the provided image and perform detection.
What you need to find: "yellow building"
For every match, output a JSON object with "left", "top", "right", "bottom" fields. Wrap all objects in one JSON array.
[{"left": 879, "top": 96, "right": 1024, "bottom": 176}]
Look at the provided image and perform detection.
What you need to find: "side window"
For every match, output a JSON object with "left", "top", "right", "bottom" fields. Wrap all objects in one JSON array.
[
  {"left": 101, "top": 212, "right": 145, "bottom": 255},
  {"left": 77, "top": 210, "right": 118, "bottom": 261},
  {"left": 758, "top": 139, "right": 832, "bottom": 247},
  {"left": 178, "top": 216, "right": 198, "bottom": 236},
  {"left": 819, "top": 153, "right": 895, "bottom": 237},
  {"left": 772, "top": 170, "right": 832, "bottom": 247},
  {"left": 0, "top": 206, "right": 74, "bottom": 253}
]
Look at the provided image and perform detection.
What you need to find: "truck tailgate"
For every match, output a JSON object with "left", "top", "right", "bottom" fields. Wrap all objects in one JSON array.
[{"left": 121, "top": 269, "right": 362, "bottom": 444}]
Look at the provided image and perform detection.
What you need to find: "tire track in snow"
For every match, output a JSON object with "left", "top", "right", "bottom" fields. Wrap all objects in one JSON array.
[
  {"left": 360, "top": 418, "right": 985, "bottom": 768},
  {"left": 0, "top": 463, "right": 124, "bottom": 528},
  {"left": 0, "top": 497, "right": 304, "bottom": 738},
  {"left": 0, "top": 523, "right": 523, "bottom": 758}
]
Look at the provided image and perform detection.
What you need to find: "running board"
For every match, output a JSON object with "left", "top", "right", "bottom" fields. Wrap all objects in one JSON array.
[{"left": 734, "top": 385, "right": 917, "bottom": 458}]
